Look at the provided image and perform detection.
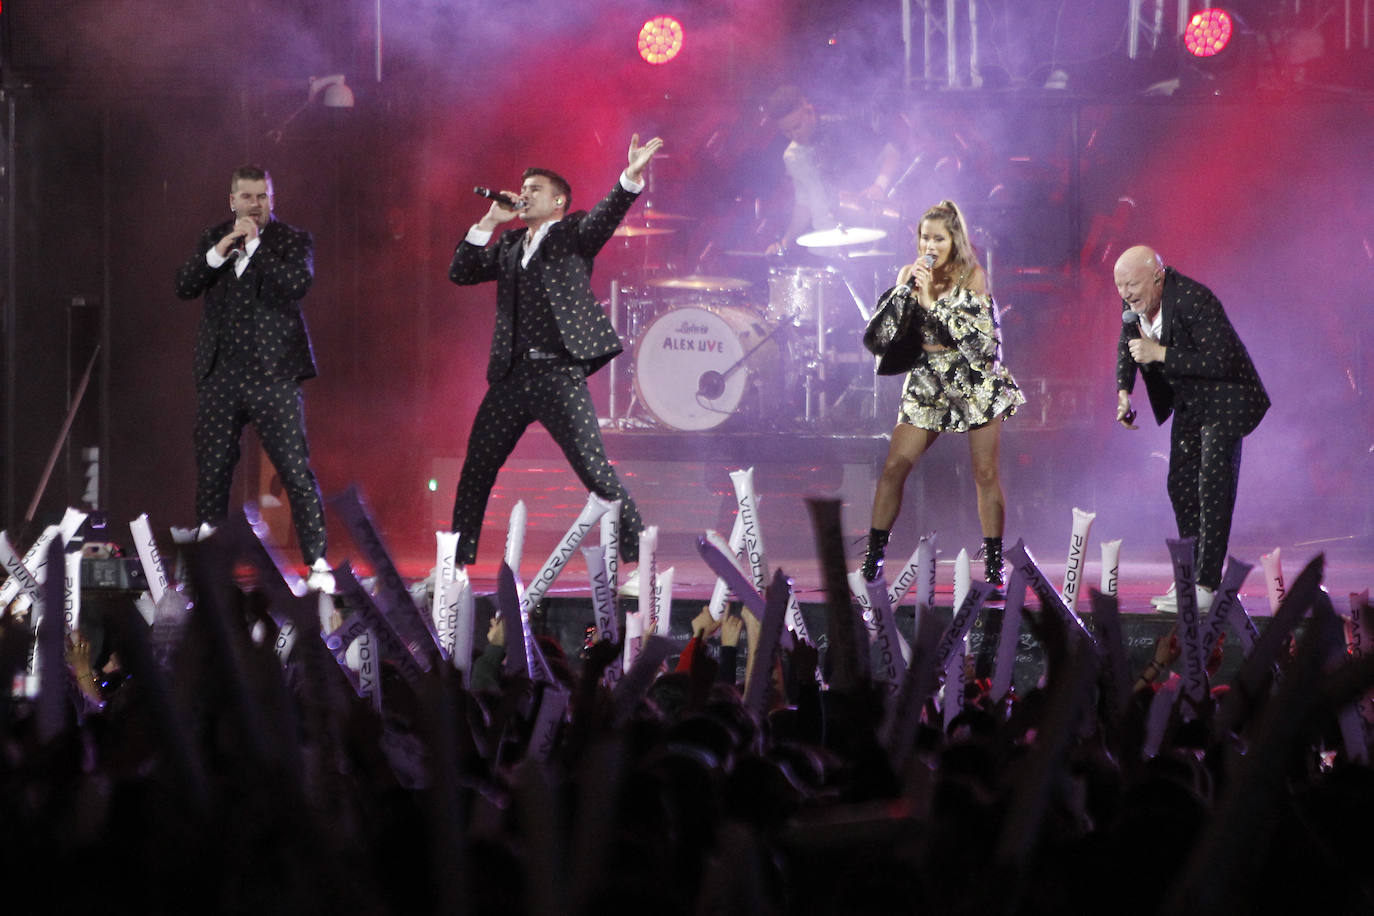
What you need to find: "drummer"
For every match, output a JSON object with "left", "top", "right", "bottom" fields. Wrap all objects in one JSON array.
[{"left": 762, "top": 86, "right": 903, "bottom": 256}]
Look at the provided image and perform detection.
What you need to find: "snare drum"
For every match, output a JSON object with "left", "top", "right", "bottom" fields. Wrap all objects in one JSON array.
[
  {"left": 766, "top": 265, "right": 841, "bottom": 325},
  {"left": 634, "top": 305, "right": 786, "bottom": 431}
]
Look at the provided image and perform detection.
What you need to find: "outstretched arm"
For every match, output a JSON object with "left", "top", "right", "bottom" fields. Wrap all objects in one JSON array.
[{"left": 572, "top": 134, "right": 666, "bottom": 258}]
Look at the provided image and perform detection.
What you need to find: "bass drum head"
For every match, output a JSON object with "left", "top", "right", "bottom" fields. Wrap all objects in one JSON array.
[{"left": 634, "top": 305, "right": 781, "bottom": 431}]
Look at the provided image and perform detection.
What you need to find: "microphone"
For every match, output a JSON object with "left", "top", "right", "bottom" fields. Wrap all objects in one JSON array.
[
  {"left": 895, "top": 253, "right": 937, "bottom": 297},
  {"left": 473, "top": 186, "right": 527, "bottom": 210},
  {"left": 1122, "top": 308, "right": 1142, "bottom": 335},
  {"left": 1120, "top": 309, "right": 1140, "bottom": 425}
]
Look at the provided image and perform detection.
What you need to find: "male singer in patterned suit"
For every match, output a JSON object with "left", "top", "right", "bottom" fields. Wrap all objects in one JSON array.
[
  {"left": 174, "top": 165, "right": 329, "bottom": 581},
  {"left": 448, "top": 135, "right": 664, "bottom": 585},
  {"left": 1114, "top": 245, "right": 1269, "bottom": 612}
]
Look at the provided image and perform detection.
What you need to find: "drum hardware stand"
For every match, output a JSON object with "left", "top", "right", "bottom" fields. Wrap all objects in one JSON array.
[
  {"left": 605, "top": 280, "right": 651, "bottom": 430},
  {"left": 836, "top": 270, "right": 874, "bottom": 323},
  {"left": 608, "top": 281, "right": 623, "bottom": 422},
  {"left": 808, "top": 280, "right": 831, "bottom": 423},
  {"left": 801, "top": 354, "right": 825, "bottom": 425}
]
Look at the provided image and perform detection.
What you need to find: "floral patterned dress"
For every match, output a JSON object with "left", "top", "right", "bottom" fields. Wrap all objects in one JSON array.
[{"left": 876, "top": 284, "right": 1025, "bottom": 432}]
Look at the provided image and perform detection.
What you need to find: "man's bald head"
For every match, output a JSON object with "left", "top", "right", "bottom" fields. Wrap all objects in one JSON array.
[
  {"left": 1114, "top": 244, "right": 1166, "bottom": 320},
  {"left": 1115, "top": 245, "right": 1163, "bottom": 276}
]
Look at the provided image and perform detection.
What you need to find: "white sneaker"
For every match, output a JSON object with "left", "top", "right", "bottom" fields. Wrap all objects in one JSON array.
[
  {"left": 1150, "top": 583, "right": 1213, "bottom": 614},
  {"left": 1150, "top": 583, "right": 1177, "bottom": 611},
  {"left": 306, "top": 558, "right": 336, "bottom": 595},
  {"left": 618, "top": 567, "right": 640, "bottom": 598}
]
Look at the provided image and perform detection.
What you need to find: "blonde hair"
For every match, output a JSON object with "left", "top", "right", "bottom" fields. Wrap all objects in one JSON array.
[{"left": 919, "top": 199, "right": 981, "bottom": 283}]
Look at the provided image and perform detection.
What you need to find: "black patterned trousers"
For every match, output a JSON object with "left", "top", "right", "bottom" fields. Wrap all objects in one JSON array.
[
  {"left": 193, "top": 365, "right": 327, "bottom": 563},
  {"left": 1167, "top": 414, "right": 1243, "bottom": 590},
  {"left": 452, "top": 357, "right": 642, "bottom": 565}
]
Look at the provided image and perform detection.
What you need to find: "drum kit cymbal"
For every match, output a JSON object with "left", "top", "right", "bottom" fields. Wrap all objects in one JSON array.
[
  {"left": 795, "top": 225, "right": 888, "bottom": 249},
  {"left": 639, "top": 208, "right": 694, "bottom": 221},
  {"left": 648, "top": 275, "right": 752, "bottom": 292},
  {"left": 612, "top": 207, "right": 696, "bottom": 238},
  {"left": 612, "top": 224, "right": 677, "bottom": 237}
]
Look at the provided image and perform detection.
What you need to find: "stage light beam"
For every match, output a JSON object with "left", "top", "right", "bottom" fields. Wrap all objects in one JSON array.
[{"left": 638, "top": 16, "right": 684, "bottom": 65}]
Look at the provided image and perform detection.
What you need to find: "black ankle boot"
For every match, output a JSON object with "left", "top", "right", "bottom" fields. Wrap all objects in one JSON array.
[
  {"left": 983, "top": 537, "right": 1004, "bottom": 587},
  {"left": 862, "top": 528, "right": 890, "bottom": 581}
]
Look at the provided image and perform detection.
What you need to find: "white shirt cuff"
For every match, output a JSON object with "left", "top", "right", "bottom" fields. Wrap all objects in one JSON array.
[
  {"left": 206, "top": 247, "right": 227, "bottom": 269},
  {"left": 465, "top": 225, "right": 494, "bottom": 246},
  {"left": 620, "top": 171, "right": 645, "bottom": 194}
]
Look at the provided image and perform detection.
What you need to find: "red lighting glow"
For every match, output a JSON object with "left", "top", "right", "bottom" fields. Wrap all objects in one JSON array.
[
  {"left": 1184, "top": 9, "right": 1233, "bottom": 58},
  {"left": 638, "top": 16, "right": 684, "bottom": 65}
]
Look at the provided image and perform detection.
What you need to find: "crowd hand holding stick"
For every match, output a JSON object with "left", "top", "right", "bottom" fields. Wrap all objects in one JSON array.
[
  {"left": 1135, "top": 625, "right": 1180, "bottom": 691},
  {"left": 690, "top": 606, "right": 722, "bottom": 641},
  {"left": 720, "top": 611, "right": 744, "bottom": 649}
]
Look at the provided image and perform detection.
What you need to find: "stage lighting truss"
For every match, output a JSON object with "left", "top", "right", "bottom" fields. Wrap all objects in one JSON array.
[
  {"left": 638, "top": 15, "right": 684, "bottom": 65},
  {"left": 1184, "top": 8, "right": 1234, "bottom": 58}
]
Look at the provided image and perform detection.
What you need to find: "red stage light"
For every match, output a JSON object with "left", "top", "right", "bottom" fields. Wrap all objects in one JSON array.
[
  {"left": 638, "top": 16, "right": 684, "bottom": 65},
  {"left": 1184, "top": 9, "right": 1233, "bottom": 58}
]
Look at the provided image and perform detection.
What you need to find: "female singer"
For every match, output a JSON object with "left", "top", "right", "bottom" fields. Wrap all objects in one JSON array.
[{"left": 860, "top": 199, "right": 1025, "bottom": 586}]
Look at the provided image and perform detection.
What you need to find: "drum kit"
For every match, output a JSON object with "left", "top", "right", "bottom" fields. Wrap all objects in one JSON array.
[{"left": 605, "top": 210, "right": 900, "bottom": 433}]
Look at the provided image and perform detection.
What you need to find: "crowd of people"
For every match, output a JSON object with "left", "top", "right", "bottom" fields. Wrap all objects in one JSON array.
[{"left": 2, "top": 527, "right": 1372, "bottom": 916}]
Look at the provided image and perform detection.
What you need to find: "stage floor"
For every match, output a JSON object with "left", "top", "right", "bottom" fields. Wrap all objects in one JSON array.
[
  {"left": 446, "top": 556, "right": 1371, "bottom": 617},
  {"left": 345, "top": 427, "right": 1372, "bottom": 614}
]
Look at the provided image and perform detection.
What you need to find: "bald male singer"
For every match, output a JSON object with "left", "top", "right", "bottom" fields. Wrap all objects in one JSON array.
[{"left": 1114, "top": 245, "right": 1268, "bottom": 612}]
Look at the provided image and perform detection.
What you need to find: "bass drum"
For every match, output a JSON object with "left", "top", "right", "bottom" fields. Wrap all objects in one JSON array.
[{"left": 634, "top": 305, "right": 786, "bottom": 431}]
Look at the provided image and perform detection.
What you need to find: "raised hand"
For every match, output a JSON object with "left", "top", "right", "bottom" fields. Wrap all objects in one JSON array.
[{"left": 626, "top": 134, "right": 665, "bottom": 183}]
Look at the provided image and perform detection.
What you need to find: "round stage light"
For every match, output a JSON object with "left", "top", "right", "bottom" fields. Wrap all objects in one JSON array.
[
  {"left": 638, "top": 16, "right": 684, "bottom": 65},
  {"left": 1184, "top": 8, "right": 1233, "bottom": 58}
]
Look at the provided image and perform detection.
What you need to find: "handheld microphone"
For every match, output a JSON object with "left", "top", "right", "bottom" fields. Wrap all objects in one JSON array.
[
  {"left": 895, "top": 253, "right": 937, "bottom": 297},
  {"left": 1120, "top": 309, "right": 1140, "bottom": 425},
  {"left": 473, "top": 186, "right": 527, "bottom": 210},
  {"left": 1122, "top": 308, "right": 1142, "bottom": 335}
]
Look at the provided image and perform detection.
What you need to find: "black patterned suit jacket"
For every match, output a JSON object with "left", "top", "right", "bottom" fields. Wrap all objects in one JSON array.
[
  {"left": 174, "top": 218, "right": 317, "bottom": 386},
  {"left": 1117, "top": 267, "right": 1269, "bottom": 437},
  {"left": 448, "top": 181, "right": 637, "bottom": 383}
]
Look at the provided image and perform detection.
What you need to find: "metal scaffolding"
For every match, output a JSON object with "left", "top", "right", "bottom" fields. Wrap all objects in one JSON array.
[{"left": 903, "top": 0, "right": 981, "bottom": 89}]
